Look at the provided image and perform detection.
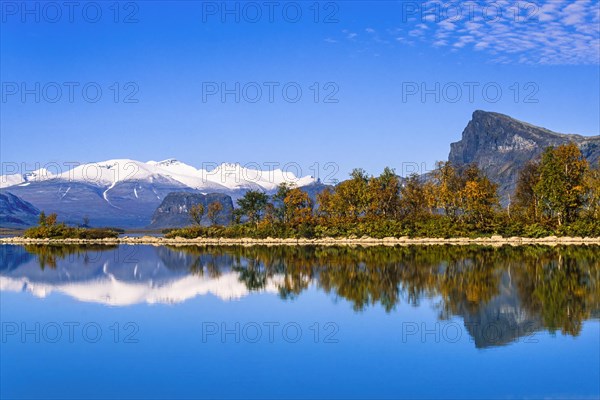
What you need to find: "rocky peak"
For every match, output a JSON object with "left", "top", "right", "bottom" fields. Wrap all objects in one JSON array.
[{"left": 448, "top": 110, "right": 600, "bottom": 204}]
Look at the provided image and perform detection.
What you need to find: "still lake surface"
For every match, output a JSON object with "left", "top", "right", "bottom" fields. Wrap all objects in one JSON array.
[{"left": 1, "top": 244, "right": 599, "bottom": 399}]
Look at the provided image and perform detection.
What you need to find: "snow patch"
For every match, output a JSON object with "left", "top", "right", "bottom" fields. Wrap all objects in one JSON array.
[
  {"left": 102, "top": 182, "right": 120, "bottom": 208},
  {"left": 0, "top": 168, "right": 55, "bottom": 189},
  {"left": 0, "top": 272, "right": 285, "bottom": 306},
  {"left": 60, "top": 187, "right": 71, "bottom": 200}
]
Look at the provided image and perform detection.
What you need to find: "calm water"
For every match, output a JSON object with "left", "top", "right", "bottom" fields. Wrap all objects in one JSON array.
[{"left": 1, "top": 244, "right": 599, "bottom": 399}]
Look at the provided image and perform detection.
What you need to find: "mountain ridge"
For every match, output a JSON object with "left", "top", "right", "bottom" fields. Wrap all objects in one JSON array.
[{"left": 0, "top": 192, "right": 40, "bottom": 228}]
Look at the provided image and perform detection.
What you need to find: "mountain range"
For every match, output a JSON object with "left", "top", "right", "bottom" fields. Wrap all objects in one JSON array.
[
  {"left": 0, "top": 160, "right": 317, "bottom": 228},
  {"left": 1, "top": 110, "right": 599, "bottom": 228}
]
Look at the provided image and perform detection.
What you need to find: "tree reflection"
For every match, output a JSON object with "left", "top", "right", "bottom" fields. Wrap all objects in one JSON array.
[
  {"left": 167, "top": 244, "right": 599, "bottom": 338},
  {"left": 23, "top": 244, "right": 118, "bottom": 270},
  {"left": 515, "top": 246, "right": 600, "bottom": 335}
]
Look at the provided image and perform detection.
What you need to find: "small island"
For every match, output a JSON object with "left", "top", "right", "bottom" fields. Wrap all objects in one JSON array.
[{"left": 21, "top": 212, "right": 120, "bottom": 240}]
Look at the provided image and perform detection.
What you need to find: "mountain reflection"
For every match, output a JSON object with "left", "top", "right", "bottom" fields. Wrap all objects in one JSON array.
[{"left": 1, "top": 244, "right": 598, "bottom": 347}]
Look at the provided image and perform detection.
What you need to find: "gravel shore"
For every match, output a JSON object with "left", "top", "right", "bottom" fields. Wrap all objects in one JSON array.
[{"left": 1, "top": 236, "right": 599, "bottom": 247}]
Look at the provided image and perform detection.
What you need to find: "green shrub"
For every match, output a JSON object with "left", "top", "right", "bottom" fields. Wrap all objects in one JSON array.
[
  {"left": 522, "top": 223, "right": 553, "bottom": 238},
  {"left": 557, "top": 220, "right": 600, "bottom": 237}
]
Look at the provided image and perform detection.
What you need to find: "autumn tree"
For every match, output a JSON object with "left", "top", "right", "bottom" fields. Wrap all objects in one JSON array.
[
  {"left": 583, "top": 161, "right": 600, "bottom": 220},
  {"left": 316, "top": 187, "right": 334, "bottom": 223},
  {"left": 461, "top": 164, "right": 499, "bottom": 229},
  {"left": 341, "top": 168, "right": 370, "bottom": 221},
  {"left": 366, "top": 167, "right": 401, "bottom": 220},
  {"left": 189, "top": 203, "right": 205, "bottom": 226},
  {"left": 262, "top": 202, "right": 278, "bottom": 226},
  {"left": 399, "top": 174, "right": 429, "bottom": 221},
  {"left": 38, "top": 212, "right": 58, "bottom": 227},
  {"left": 535, "top": 143, "right": 588, "bottom": 226},
  {"left": 432, "top": 161, "right": 464, "bottom": 219},
  {"left": 46, "top": 213, "right": 57, "bottom": 226},
  {"left": 513, "top": 161, "right": 541, "bottom": 223},
  {"left": 207, "top": 201, "right": 223, "bottom": 226},
  {"left": 337, "top": 168, "right": 370, "bottom": 221},
  {"left": 317, "top": 169, "right": 370, "bottom": 224},
  {"left": 284, "top": 188, "right": 314, "bottom": 227}
]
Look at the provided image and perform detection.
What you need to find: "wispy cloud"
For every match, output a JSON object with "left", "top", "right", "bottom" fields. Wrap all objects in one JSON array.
[
  {"left": 354, "top": 0, "right": 600, "bottom": 65},
  {"left": 343, "top": 29, "right": 358, "bottom": 40}
]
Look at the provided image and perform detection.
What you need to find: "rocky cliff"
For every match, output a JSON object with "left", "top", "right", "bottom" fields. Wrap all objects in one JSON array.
[
  {"left": 449, "top": 110, "right": 600, "bottom": 204},
  {"left": 149, "top": 192, "right": 234, "bottom": 228}
]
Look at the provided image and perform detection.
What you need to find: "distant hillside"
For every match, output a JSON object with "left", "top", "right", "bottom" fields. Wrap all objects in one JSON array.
[
  {"left": 150, "top": 192, "right": 234, "bottom": 229},
  {"left": 449, "top": 110, "right": 600, "bottom": 204},
  {"left": 0, "top": 192, "right": 40, "bottom": 228},
  {"left": 149, "top": 182, "right": 332, "bottom": 229}
]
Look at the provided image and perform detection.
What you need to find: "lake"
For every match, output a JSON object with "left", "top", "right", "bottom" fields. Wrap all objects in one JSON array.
[{"left": 1, "top": 244, "right": 599, "bottom": 399}]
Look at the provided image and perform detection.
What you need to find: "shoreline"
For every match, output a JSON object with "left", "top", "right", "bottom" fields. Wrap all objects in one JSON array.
[{"left": 1, "top": 235, "right": 600, "bottom": 247}]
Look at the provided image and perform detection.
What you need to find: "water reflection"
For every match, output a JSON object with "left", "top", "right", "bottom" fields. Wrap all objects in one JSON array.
[{"left": 1, "top": 244, "right": 598, "bottom": 348}]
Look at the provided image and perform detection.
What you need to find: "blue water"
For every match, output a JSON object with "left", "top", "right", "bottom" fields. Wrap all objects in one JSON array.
[{"left": 1, "top": 244, "right": 599, "bottom": 399}]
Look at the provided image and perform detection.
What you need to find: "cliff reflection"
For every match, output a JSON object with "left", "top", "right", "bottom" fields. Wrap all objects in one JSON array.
[{"left": 1, "top": 244, "right": 598, "bottom": 347}]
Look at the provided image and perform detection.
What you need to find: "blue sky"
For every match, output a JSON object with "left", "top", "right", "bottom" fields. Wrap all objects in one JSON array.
[{"left": 1, "top": 0, "right": 599, "bottom": 180}]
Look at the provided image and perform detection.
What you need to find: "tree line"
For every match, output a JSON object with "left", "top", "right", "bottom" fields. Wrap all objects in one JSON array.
[{"left": 169, "top": 143, "right": 599, "bottom": 239}]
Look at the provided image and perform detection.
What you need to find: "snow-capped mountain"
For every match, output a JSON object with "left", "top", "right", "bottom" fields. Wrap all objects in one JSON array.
[
  {"left": 0, "top": 168, "right": 55, "bottom": 188},
  {"left": 0, "top": 245, "right": 285, "bottom": 306},
  {"left": 205, "top": 162, "right": 315, "bottom": 191},
  {"left": 0, "top": 159, "right": 317, "bottom": 228},
  {"left": 1, "top": 159, "right": 315, "bottom": 191}
]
